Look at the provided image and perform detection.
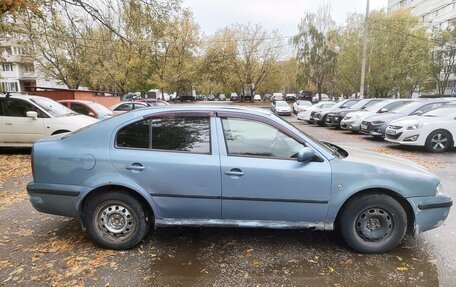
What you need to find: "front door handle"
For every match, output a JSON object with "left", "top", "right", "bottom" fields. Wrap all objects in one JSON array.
[
  {"left": 126, "top": 163, "right": 145, "bottom": 171},
  {"left": 224, "top": 169, "right": 245, "bottom": 177}
]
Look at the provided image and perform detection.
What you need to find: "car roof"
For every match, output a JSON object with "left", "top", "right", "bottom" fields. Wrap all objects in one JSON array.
[
  {"left": 128, "top": 105, "right": 273, "bottom": 116},
  {"left": 0, "top": 94, "right": 48, "bottom": 101},
  {"left": 59, "top": 99, "right": 95, "bottom": 104}
]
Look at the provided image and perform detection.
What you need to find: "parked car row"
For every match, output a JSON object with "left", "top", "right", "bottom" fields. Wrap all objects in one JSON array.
[{"left": 298, "top": 98, "right": 456, "bottom": 153}]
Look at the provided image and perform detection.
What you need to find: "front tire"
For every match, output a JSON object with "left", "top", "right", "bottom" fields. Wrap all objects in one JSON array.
[
  {"left": 339, "top": 193, "right": 407, "bottom": 253},
  {"left": 317, "top": 116, "right": 327, "bottom": 127},
  {"left": 85, "top": 190, "right": 149, "bottom": 250},
  {"left": 425, "top": 130, "right": 452, "bottom": 153}
]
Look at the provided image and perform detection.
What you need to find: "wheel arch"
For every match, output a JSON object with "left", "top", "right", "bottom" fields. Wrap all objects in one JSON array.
[
  {"left": 426, "top": 128, "right": 454, "bottom": 143},
  {"left": 335, "top": 188, "right": 415, "bottom": 235},
  {"left": 78, "top": 184, "right": 156, "bottom": 229}
]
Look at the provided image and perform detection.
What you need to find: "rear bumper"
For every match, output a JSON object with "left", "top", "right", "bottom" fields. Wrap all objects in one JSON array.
[
  {"left": 408, "top": 195, "right": 452, "bottom": 235},
  {"left": 27, "top": 182, "right": 84, "bottom": 217}
]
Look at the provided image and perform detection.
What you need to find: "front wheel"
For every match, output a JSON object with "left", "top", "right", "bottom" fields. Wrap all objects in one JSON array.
[
  {"left": 425, "top": 130, "right": 452, "bottom": 153},
  {"left": 339, "top": 193, "right": 407, "bottom": 253},
  {"left": 85, "top": 190, "right": 149, "bottom": 250}
]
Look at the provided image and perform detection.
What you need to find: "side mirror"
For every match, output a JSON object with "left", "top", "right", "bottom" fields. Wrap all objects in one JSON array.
[
  {"left": 340, "top": 105, "right": 347, "bottom": 109},
  {"left": 379, "top": 108, "right": 388, "bottom": 113},
  {"left": 297, "top": 147, "right": 315, "bottom": 162},
  {"left": 88, "top": 112, "right": 96, "bottom": 117},
  {"left": 414, "top": 111, "right": 423, "bottom": 116},
  {"left": 26, "top": 111, "right": 38, "bottom": 120}
]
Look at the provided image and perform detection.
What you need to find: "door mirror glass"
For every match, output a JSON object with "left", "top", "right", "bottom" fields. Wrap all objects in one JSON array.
[
  {"left": 340, "top": 105, "right": 347, "bottom": 109},
  {"left": 297, "top": 147, "right": 315, "bottom": 162},
  {"left": 414, "top": 110, "right": 423, "bottom": 116},
  {"left": 379, "top": 108, "right": 388, "bottom": 113},
  {"left": 26, "top": 111, "right": 38, "bottom": 119}
]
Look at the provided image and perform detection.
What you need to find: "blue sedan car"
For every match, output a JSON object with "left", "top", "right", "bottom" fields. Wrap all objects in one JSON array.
[{"left": 27, "top": 106, "right": 452, "bottom": 253}]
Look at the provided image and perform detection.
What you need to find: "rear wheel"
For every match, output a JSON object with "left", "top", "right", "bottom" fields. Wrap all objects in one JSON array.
[
  {"left": 339, "top": 193, "right": 407, "bottom": 253},
  {"left": 425, "top": 130, "right": 452, "bottom": 153},
  {"left": 317, "top": 116, "right": 327, "bottom": 127},
  {"left": 85, "top": 190, "right": 149, "bottom": 249}
]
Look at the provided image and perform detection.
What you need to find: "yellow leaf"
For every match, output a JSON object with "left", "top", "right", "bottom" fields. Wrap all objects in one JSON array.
[{"left": 396, "top": 267, "right": 408, "bottom": 271}]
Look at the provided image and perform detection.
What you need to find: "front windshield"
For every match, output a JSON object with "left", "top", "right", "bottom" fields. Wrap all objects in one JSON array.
[
  {"left": 422, "top": 106, "right": 456, "bottom": 117},
  {"left": 350, "top": 99, "right": 370, "bottom": 109},
  {"left": 30, "top": 98, "right": 78, "bottom": 117},
  {"left": 276, "top": 101, "right": 288, "bottom": 107},
  {"left": 393, "top": 101, "right": 423, "bottom": 114},
  {"left": 333, "top": 100, "right": 349, "bottom": 108},
  {"left": 365, "top": 101, "right": 389, "bottom": 112},
  {"left": 88, "top": 102, "right": 113, "bottom": 115}
]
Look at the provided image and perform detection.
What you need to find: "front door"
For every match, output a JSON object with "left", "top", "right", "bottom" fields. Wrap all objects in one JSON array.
[
  {"left": 110, "top": 112, "right": 221, "bottom": 220},
  {"left": 0, "top": 98, "right": 46, "bottom": 145},
  {"left": 218, "top": 115, "right": 331, "bottom": 223}
]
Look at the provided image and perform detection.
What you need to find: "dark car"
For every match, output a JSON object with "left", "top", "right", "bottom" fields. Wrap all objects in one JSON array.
[
  {"left": 361, "top": 100, "right": 452, "bottom": 138},
  {"left": 312, "top": 99, "right": 360, "bottom": 126},
  {"left": 325, "top": 99, "right": 384, "bottom": 128}
]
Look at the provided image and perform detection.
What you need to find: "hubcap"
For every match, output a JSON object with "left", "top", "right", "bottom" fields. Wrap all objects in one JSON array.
[
  {"left": 356, "top": 208, "right": 393, "bottom": 242},
  {"left": 97, "top": 204, "right": 136, "bottom": 239},
  {"left": 431, "top": 133, "right": 448, "bottom": 150}
]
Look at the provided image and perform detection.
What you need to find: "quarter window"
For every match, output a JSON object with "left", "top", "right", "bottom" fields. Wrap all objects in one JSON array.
[
  {"left": 221, "top": 118, "right": 303, "bottom": 159},
  {"left": 115, "top": 104, "right": 133, "bottom": 111},
  {"left": 117, "top": 119, "right": 150, "bottom": 149}
]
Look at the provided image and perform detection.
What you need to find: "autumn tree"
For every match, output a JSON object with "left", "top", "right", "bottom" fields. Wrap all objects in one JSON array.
[{"left": 293, "top": 4, "right": 338, "bottom": 101}]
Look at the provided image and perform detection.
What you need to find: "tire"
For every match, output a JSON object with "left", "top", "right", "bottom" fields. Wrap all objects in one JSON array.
[
  {"left": 317, "top": 116, "right": 327, "bottom": 127},
  {"left": 85, "top": 190, "right": 149, "bottom": 250},
  {"left": 339, "top": 193, "right": 407, "bottom": 253},
  {"left": 425, "top": 130, "right": 453, "bottom": 153}
]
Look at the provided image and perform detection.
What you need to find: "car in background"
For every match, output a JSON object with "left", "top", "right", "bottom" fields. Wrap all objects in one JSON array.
[
  {"left": 219, "top": 94, "right": 226, "bottom": 101},
  {"left": 0, "top": 94, "right": 97, "bottom": 147},
  {"left": 285, "top": 93, "right": 297, "bottom": 102},
  {"left": 254, "top": 94, "right": 262, "bottom": 102},
  {"left": 385, "top": 104, "right": 456, "bottom": 152},
  {"left": 341, "top": 100, "right": 412, "bottom": 132},
  {"left": 110, "top": 101, "right": 149, "bottom": 115},
  {"left": 361, "top": 100, "right": 451, "bottom": 139},
  {"left": 59, "top": 100, "right": 113, "bottom": 120},
  {"left": 293, "top": 100, "right": 312, "bottom": 114},
  {"left": 271, "top": 93, "right": 284, "bottom": 102},
  {"left": 312, "top": 93, "right": 330, "bottom": 103},
  {"left": 271, "top": 100, "right": 292, "bottom": 116},
  {"left": 325, "top": 98, "right": 384, "bottom": 128},
  {"left": 27, "top": 105, "right": 452, "bottom": 253},
  {"left": 297, "top": 101, "right": 336, "bottom": 122},
  {"left": 312, "top": 99, "right": 360, "bottom": 126},
  {"left": 207, "top": 94, "right": 215, "bottom": 101},
  {"left": 134, "top": 98, "right": 169, "bottom": 106},
  {"left": 230, "top": 93, "right": 239, "bottom": 101}
]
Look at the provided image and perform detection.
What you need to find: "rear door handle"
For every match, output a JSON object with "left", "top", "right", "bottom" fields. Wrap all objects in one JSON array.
[
  {"left": 224, "top": 169, "right": 245, "bottom": 177},
  {"left": 126, "top": 163, "right": 145, "bottom": 171}
]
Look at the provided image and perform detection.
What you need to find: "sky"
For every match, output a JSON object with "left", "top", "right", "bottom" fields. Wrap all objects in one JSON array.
[{"left": 183, "top": 0, "right": 389, "bottom": 37}]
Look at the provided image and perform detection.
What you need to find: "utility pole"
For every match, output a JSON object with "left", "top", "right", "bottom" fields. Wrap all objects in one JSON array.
[{"left": 359, "top": 0, "right": 369, "bottom": 99}]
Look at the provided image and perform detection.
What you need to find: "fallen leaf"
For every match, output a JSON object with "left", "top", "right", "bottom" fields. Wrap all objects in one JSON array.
[{"left": 397, "top": 267, "right": 408, "bottom": 271}]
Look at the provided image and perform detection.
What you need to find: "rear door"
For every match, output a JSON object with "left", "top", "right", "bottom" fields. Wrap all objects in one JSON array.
[
  {"left": 110, "top": 111, "right": 222, "bottom": 219},
  {"left": 1, "top": 98, "right": 46, "bottom": 145}
]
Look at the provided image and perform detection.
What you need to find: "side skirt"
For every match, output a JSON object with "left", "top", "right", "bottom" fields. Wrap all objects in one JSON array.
[{"left": 154, "top": 218, "right": 331, "bottom": 230}]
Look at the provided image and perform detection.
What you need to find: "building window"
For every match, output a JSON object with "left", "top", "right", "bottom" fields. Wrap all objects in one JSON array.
[
  {"left": 1, "top": 82, "right": 19, "bottom": 92},
  {"left": 2, "top": 64, "right": 14, "bottom": 72},
  {"left": 24, "top": 63, "right": 34, "bottom": 73}
]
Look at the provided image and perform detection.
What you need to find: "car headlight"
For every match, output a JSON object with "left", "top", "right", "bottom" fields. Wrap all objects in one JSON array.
[
  {"left": 436, "top": 183, "right": 445, "bottom": 196},
  {"left": 406, "top": 123, "right": 423, "bottom": 130}
]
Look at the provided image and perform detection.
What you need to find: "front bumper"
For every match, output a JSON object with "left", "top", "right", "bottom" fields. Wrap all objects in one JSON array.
[
  {"left": 27, "top": 182, "right": 84, "bottom": 217},
  {"left": 276, "top": 111, "right": 292, "bottom": 116},
  {"left": 325, "top": 115, "right": 342, "bottom": 127},
  {"left": 384, "top": 128, "right": 425, "bottom": 146},
  {"left": 408, "top": 195, "right": 452, "bottom": 235},
  {"left": 341, "top": 119, "right": 361, "bottom": 131}
]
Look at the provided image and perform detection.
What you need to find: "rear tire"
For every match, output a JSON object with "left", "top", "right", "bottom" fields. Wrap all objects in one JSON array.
[
  {"left": 425, "top": 130, "right": 452, "bottom": 153},
  {"left": 339, "top": 193, "right": 407, "bottom": 253},
  {"left": 317, "top": 116, "right": 327, "bottom": 127},
  {"left": 85, "top": 190, "right": 149, "bottom": 250}
]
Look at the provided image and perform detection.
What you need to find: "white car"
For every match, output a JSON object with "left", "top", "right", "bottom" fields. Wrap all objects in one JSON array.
[
  {"left": 271, "top": 93, "right": 284, "bottom": 101},
  {"left": 385, "top": 104, "right": 456, "bottom": 153},
  {"left": 271, "top": 100, "right": 292, "bottom": 116},
  {"left": 292, "top": 100, "right": 312, "bottom": 114},
  {"left": 110, "top": 102, "right": 149, "bottom": 115},
  {"left": 0, "top": 94, "right": 98, "bottom": 147},
  {"left": 297, "top": 102, "right": 335, "bottom": 121},
  {"left": 341, "top": 100, "right": 412, "bottom": 132},
  {"left": 253, "top": 94, "right": 262, "bottom": 101},
  {"left": 312, "top": 93, "right": 330, "bottom": 103}
]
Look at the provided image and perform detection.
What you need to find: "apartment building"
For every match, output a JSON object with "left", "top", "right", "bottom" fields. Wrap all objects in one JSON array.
[{"left": 389, "top": 0, "right": 456, "bottom": 31}]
